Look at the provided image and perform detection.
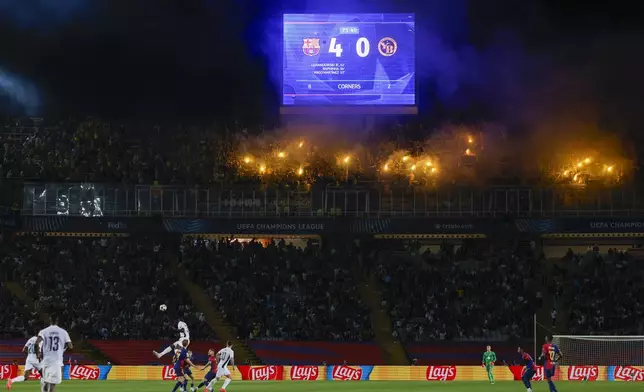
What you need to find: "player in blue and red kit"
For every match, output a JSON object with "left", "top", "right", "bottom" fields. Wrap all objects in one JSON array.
[
  {"left": 518, "top": 347, "right": 537, "bottom": 392},
  {"left": 539, "top": 336, "right": 562, "bottom": 392},
  {"left": 172, "top": 340, "right": 195, "bottom": 392},
  {"left": 197, "top": 349, "right": 217, "bottom": 390}
]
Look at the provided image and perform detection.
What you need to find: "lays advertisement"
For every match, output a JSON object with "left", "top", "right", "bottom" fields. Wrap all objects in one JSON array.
[
  {"left": 0, "top": 365, "right": 18, "bottom": 380},
  {"left": 608, "top": 366, "right": 644, "bottom": 382},
  {"left": 4, "top": 364, "right": 636, "bottom": 381}
]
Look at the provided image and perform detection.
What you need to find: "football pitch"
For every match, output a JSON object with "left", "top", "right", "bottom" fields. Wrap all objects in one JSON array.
[{"left": 5, "top": 381, "right": 643, "bottom": 392}]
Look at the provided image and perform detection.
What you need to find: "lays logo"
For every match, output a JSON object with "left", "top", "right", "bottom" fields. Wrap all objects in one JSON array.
[
  {"left": 69, "top": 365, "right": 100, "bottom": 380},
  {"left": 248, "top": 366, "right": 281, "bottom": 381},
  {"left": 425, "top": 366, "right": 457, "bottom": 381},
  {"left": 290, "top": 366, "right": 319, "bottom": 381},
  {"left": 567, "top": 366, "right": 599, "bottom": 381},
  {"left": 331, "top": 366, "right": 362, "bottom": 381},
  {"left": 0, "top": 365, "right": 17, "bottom": 380},
  {"left": 614, "top": 366, "right": 644, "bottom": 382},
  {"left": 162, "top": 366, "right": 177, "bottom": 380}
]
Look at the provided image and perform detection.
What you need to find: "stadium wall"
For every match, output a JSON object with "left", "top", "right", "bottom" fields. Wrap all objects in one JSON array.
[
  {"left": 86, "top": 340, "right": 527, "bottom": 365},
  {"left": 1, "top": 364, "right": 642, "bottom": 381}
]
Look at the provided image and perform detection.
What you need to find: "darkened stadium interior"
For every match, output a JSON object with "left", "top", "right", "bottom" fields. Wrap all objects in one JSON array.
[{"left": 1, "top": 0, "right": 644, "bottom": 388}]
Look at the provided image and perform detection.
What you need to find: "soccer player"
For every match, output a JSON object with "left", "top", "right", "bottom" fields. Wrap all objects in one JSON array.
[
  {"left": 539, "top": 336, "right": 562, "bottom": 392},
  {"left": 171, "top": 340, "right": 195, "bottom": 392},
  {"left": 197, "top": 349, "right": 217, "bottom": 390},
  {"left": 205, "top": 341, "right": 234, "bottom": 392},
  {"left": 482, "top": 345, "right": 497, "bottom": 384},
  {"left": 6, "top": 332, "right": 43, "bottom": 389},
  {"left": 36, "top": 316, "right": 72, "bottom": 392},
  {"left": 183, "top": 350, "right": 197, "bottom": 392},
  {"left": 154, "top": 320, "right": 191, "bottom": 359},
  {"left": 518, "top": 347, "right": 536, "bottom": 392}
]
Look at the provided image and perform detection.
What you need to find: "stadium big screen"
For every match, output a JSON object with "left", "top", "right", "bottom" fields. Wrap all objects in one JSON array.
[{"left": 282, "top": 14, "right": 416, "bottom": 114}]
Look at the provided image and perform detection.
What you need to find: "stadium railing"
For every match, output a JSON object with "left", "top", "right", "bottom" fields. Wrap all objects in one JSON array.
[{"left": 19, "top": 182, "right": 644, "bottom": 218}]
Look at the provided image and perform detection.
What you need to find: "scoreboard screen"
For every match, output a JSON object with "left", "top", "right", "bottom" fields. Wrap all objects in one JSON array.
[{"left": 282, "top": 13, "right": 416, "bottom": 108}]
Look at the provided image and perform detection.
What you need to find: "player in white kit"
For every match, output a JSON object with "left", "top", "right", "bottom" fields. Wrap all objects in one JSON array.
[
  {"left": 36, "top": 316, "right": 72, "bottom": 392},
  {"left": 153, "top": 320, "right": 190, "bottom": 359},
  {"left": 205, "top": 341, "right": 234, "bottom": 392},
  {"left": 6, "top": 333, "right": 43, "bottom": 389}
]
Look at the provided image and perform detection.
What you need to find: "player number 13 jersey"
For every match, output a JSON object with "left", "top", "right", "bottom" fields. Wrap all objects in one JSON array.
[{"left": 38, "top": 325, "right": 71, "bottom": 365}]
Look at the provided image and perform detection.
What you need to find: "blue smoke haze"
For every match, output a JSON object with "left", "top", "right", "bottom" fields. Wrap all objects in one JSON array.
[
  {"left": 0, "top": 0, "right": 96, "bottom": 115},
  {"left": 0, "top": 68, "right": 41, "bottom": 115},
  {"left": 0, "top": 0, "right": 95, "bottom": 29}
]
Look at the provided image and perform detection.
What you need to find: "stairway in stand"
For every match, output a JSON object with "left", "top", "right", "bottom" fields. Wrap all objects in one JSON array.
[
  {"left": 355, "top": 269, "right": 409, "bottom": 365},
  {"left": 169, "top": 255, "right": 262, "bottom": 365},
  {"left": 535, "top": 256, "right": 563, "bottom": 342},
  {"left": 3, "top": 281, "right": 110, "bottom": 364}
]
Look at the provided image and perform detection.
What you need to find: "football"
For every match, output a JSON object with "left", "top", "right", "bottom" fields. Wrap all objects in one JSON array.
[{"left": 159, "top": 304, "right": 167, "bottom": 312}]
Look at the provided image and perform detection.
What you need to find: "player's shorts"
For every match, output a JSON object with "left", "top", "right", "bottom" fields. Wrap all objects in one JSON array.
[
  {"left": 173, "top": 365, "right": 185, "bottom": 378},
  {"left": 174, "top": 339, "right": 190, "bottom": 348},
  {"left": 204, "top": 371, "right": 216, "bottom": 382},
  {"left": 216, "top": 367, "right": 231, "bottom": 378},
  {"left": 544, "top": 366, "right": 556, "bottom": 379},
  {"left": 42, "top": 364, "right": 62, "bottom": 384},
  {"left": 523, "top": 368, "right": 536, "bottom": 380},
  {"left": 184, "top": 367, "right": 193, "bottom": 377},
  {"left": 24, "top": 355, "right": 42, "bottom": 372}
]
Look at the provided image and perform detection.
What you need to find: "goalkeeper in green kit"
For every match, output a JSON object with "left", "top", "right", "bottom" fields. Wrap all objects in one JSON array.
[{"left": 482, "top": 345, "right": 497, "bottom": 384}]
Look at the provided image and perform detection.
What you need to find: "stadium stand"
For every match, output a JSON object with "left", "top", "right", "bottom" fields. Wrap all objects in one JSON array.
[
  {"left": 180, "top": 237, "right": 374, "bottom": 341},
  {"left": 0, "top": 282, "right": 37, "bottom": 340},
  {"left": 564, "top": 248, "right": 644, "bottom": 335},
  {"left": 376, "top": 242, "right": 537, "bottom": 342},
  {"left": 2, "top": 118, "right": 641, "bottom": 367},
  {"left": 3, "top": 235, "right": 214, "bottom": 341}
]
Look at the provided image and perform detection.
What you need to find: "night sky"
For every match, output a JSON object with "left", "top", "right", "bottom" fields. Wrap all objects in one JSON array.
[{"left": 0, "top": 0, "right": 642, "bottom": 128}]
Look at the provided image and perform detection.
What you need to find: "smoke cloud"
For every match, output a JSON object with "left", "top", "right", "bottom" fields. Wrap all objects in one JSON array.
[
  {"left": 0, "top": 0, "right": 95, "bottom": 29},
  {"left": 0, "top": 68, "right": 40, "bottom": 115}
]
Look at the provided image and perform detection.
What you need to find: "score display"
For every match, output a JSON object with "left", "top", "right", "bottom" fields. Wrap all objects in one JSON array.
[{"left": 282, "top": 14, "right": 416, "bottom": 107}]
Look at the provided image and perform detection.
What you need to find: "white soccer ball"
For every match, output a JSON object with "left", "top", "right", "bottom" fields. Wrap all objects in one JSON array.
[{"left": 159, "top": 304, "right": 167, "bottom": 312}]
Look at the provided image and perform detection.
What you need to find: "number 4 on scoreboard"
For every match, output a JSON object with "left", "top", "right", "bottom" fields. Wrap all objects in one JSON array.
[
  {"left": 328, "top": 37, "right": 370, "bottom": 58},
  {"left": 329, "top": 38, "right": 343, "bottom": 57}
]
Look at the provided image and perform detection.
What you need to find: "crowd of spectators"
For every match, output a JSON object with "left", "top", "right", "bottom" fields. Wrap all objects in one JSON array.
[
  {"left": 565, "top": 248, "right": 644, "bottom": 335},
  {"left": 0, "top": 117, "right": 512, "bottom": 187},
  {"left": 2, "top": 229, "right": 641, "bottom": 344},
  {"left": 1, "top": 118, "right": 233, "bottom": 184},
  {"left": 0, "top": 281, "right": 40, "bottom": 339},
  {"left": 377, "top": 241, "right": 538, "bottom": 342},
  {"left": 179, "top": 237, "right": 373, "bottom": 341},
  {"left": 1, "top": 234, "right": 212, "bottom": 340}
]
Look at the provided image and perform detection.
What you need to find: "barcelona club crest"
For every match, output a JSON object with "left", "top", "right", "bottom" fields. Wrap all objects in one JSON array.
[{"left": 302, "top": 38, "right": 321, "bottom": 56}]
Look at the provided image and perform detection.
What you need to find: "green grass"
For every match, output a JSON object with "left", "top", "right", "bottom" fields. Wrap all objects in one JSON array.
[{"left": 6, "top": 380, "right": 643, "bottom": 392}]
